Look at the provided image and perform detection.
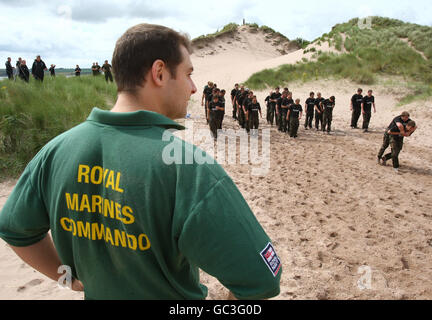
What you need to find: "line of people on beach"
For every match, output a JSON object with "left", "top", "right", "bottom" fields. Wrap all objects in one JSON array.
[
  {"left": 202, "top": 81, "right": 417, "bottom": 173},
  {"left": 4, "top": 56, "right": 113, "bottom": 83}
]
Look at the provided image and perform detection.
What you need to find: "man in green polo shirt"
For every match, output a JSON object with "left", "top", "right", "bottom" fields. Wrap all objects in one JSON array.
[{"left": 0, "top": 23, "right": 281, "bottom": 300}]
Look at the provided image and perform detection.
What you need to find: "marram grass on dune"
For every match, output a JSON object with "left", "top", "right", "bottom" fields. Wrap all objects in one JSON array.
[{"left": 0, "top": 75, "right": 117, "bottom": 178}]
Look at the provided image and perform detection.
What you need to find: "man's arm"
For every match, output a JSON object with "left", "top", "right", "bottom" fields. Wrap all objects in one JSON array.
[{"left": 8, "top": 234, "right": 83, "bottom": 291}]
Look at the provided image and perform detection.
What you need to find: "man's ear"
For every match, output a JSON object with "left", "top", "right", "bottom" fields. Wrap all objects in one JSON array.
[{"left": 151, "top": 59, "right": 167, "bottom": 87}]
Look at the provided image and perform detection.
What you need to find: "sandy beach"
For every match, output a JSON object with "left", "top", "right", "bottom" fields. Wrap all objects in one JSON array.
[{"left": 1, "top": 26, "right": 432, "bottom": 300}]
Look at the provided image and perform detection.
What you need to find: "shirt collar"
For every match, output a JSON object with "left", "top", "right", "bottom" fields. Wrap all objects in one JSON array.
[{"left": 87, "top": 107, "right": 185, "bottom": 130}]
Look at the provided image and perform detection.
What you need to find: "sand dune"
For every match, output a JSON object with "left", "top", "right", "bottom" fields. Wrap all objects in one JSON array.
[{"left": 1, "top": 28, "right": 432, "bottom": 300}]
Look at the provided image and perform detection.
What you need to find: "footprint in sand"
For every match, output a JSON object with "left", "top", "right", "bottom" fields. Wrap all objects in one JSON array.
[{"left": 17, "top": 279, "right": 44, "bottom": 293}]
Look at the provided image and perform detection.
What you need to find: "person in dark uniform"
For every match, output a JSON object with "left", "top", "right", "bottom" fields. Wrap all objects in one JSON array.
[
  {"left": 202, "top": 81, "right": 214, "bottom": 122},
  {"left": 95, "top": 62, "right": 101, "bottom": 75},
  {"left": 321, "top": 96, "right": 335, "bottom": 134},
  {"left": 20, "top": 60, "right": 30, "bottom": 83},
  {"left": 102, "top": 60, "right": 114, "bottom": 82},
  {"left": 378, "top": 111, "right": 417, "bottom": 173},
  {"left": 5, "top": 57, "right": 13, "bottom": 80},
  {"left": 243, "top": 90, "right": 254, "bottom": 133},
  {"left": 264, "top": 91, "right": 272, "bottom": 124},
  {"left": 287, "top": 98, "right": 303, "bottom": 138},
  {"left": 246, "top": 96, "right": 262, "bottom": 135},
  {"left": 279, "top": 91, "right": 293, "bottom": 133},
  {"left": 75, "top": 65, "right": 81, "bottom": 77},
  {"left": 32, "top": 55, "right": 47, "bottom": 82},
  {"left": 362, "top": 89, "right": 376, "bottom": 132},
  {"left": 314, "top": 92, "right": 324, "bottom": 130},
  {"left": 49, "top": 64, "right": 56, "bottom": 77},
  {"left": 218, "top": 89, "right": 226, "bottom": 130},
  {"left": 231, "top": 84, "right": 239, "bottom": 120},
  {"left": 269, "top": 87, "right": 281, "bottom": 127},
  {"left": 91, "top": 63, "right": 97, "bottom": 76},
  {"left": 304, "top": 92, "right": 315, "bottom": 130},
  {"left": 236, "top": 87, "right": 248, "bottom": 129},
  {"left": 208, "top": 94, "right": 224, "bottom": 139},
  {"left": 350, "top": 88, "right": 363, "bottom": 128}
]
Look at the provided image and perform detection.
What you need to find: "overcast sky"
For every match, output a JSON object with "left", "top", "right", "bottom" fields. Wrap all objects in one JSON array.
[{"left": 1, "top": 0, "right": 431, "bottom": 68}]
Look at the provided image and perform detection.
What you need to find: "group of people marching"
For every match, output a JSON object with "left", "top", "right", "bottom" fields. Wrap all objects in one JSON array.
[
  {"left": 264, "top": 87, "right": 336, "bottom": 137},
  {"left": 202, "top": 81, "right": 417, "bottom": 173}
]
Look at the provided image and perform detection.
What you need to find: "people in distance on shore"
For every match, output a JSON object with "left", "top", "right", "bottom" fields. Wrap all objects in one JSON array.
[
  {"left": 75, "top": 65, "right": 81, "bottom": 77},
  {"left": 362, "top": 89, "right": 376, "bottom": 132},
  {"left": 102, "top": 60, "right": 113, "bottom": 82},
  {"left": 19, "top": 60, "right": 30, "bottom": 83},
  {"left": 49, "top": 64, "right": 56, "bottom": 77},
  {"left": 377, "top": 111, "right": 417, "bottom": 173},
  {"left": 5, "top": 57, "right": 14, "bottom": 80},
  {"left": 32, "top": 55, "right": 48, "bottom": 82},
  {"left": 350, "top": 88, "right": 363, "bottom": 129}
]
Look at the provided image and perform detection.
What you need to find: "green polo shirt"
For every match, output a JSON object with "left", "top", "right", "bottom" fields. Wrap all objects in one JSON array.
[{"left": 0, "top": 107, "right": 281, "bottom": 300}]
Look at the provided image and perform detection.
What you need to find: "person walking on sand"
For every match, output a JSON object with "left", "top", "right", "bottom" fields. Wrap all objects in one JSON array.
[
  {"left": 304, "top": 92, "right": 315, "bottom": 130},
  {"left": 32, "top": 55, "right": 48, "bottom": 82},
  {"left": 287, "top": 98, "right": 303, "bottom": 138},
  {"left": 202, "top": 81, "right": 214, "bottom": 122},
  {"left": 231, "top": 83, "right": 239, "bottom": 120},
  {"left": 350, "top": 88, "right": 363, "bottom": 129},
  {"left": 362, "top": 89, "right": 376, "bottom": 132},
  {"left": 270, "top": 87, "right": 281, "bottom": 127},
  {"left": 321, "top": 96, "right": 335, "bottom": 134},
  {"left": 0, "top": 23, "right": 281, "bottom": 300},
  {"left": 378, "top": 111, "right": 417, "bottom": 173},
  {"left": 314, "top": 92, "right": 324, "bottom": 131},
  {"left": 246, "top": 95, "right": 262, "bottom": 135}
]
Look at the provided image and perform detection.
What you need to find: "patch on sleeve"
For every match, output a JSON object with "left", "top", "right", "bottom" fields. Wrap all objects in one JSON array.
[{"left": 260, "top": 243, "right": 281, "bottom": 277}]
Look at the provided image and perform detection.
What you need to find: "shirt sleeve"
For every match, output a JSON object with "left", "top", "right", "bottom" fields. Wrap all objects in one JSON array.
[
  {"left": 0, "top": 163, "right": 50, "bottom": 247},
  {"left": 178, "top": 176, "right": 281, "bottom": 300}
]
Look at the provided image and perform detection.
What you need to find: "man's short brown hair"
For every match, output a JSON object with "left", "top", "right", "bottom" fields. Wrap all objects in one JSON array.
[{"left": 112, "top": 23, "right": 192, "bottom": 93}]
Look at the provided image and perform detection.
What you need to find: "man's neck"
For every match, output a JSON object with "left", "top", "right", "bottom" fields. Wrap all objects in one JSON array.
[{"left": 111, "top": 91, "right": 165, "bottom": 116}]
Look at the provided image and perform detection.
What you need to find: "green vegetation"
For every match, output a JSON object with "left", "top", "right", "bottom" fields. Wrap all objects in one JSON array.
[
  {"left": 192, "top": 23, "right": 239, "bottom": 44},
  {"left": 0, "top": 76, "right": 116, "bottom": 178},
  {"left": 245, "top": 16, "right": 432, "bottom": 101},
  {"left": 192, "top": 22, "right": 294, "bottom": 48}
]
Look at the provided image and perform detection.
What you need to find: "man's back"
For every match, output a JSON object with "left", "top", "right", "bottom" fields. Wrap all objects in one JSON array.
[{"left": 0, "top": 108, "right": 280, "bottom": 299}]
